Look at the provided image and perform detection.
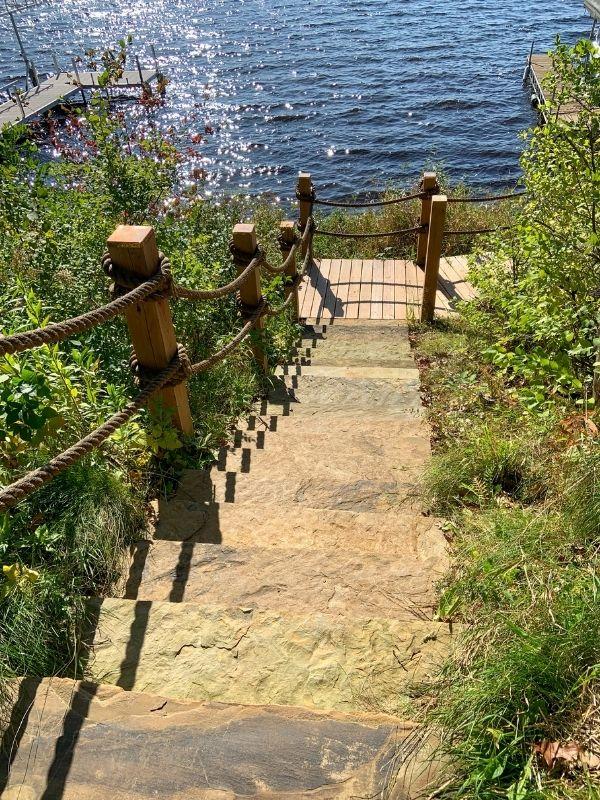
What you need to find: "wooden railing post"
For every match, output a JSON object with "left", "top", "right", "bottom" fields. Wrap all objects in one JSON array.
[
  {"left": 416, "top": 172, "right": 438, "bottom": 268},
  {"left": 107, "top": 225, "right": 193, "bottom": 434},
  {"left": 232, "top": 223, "right": 268, "bottom": 373},
  {"left": 297, "top": 172, "right": 313, "bottom": 258},
  {"left": 420, "top": 195, "right": 447, "bottom": 324},
  {"left": 279, "top": 220, "right": 299, "bottom": 321}
]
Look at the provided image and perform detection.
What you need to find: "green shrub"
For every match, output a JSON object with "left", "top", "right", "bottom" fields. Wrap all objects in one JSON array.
[{"left": 425, "top": 425, "right": 546, "bottom": 512}]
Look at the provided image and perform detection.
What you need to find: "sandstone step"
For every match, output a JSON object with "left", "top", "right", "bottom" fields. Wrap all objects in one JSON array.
[
  {"left": 174, "top": 463, "right": 419, "bottom": 515},
  {"left": 0, "top": 678, "right": 441, "bottom": 799},
  {"left": 294, "top": 321, "right": 416, "bottom": 368},
  {"left": 88, "top": 598, "right": 453, "bottom": 716},
  {"left": 259, "top": 369, "right": 423, "bottom": 419},
  {"left": 151, "top": 490, "right": 446, "bottom": 561},
  {"left": 127, "top": 540, "right": 441, "bottom": 620},
  {"left": 212, "top": 413, "right": 430, "bottom": 482}
]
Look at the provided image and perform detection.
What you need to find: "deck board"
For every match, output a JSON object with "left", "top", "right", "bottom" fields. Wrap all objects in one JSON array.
[
  {"left": 299, "top": 257, "right": 473, "bottom": 321},
  {"left": 370, "top": 260, "right": 384, "bottom": 320},
  {"left": 358, "top": 260, "right": 373, "bottom": 320},
  {"left": 382, "top": 259, "right": 395, "bottom": 320},
  {"left": 0, "top": 69, "right": 157, "bottom": 127}
]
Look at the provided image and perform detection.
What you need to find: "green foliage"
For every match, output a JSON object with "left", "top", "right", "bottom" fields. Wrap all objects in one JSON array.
[
  {"left": 466, "top": 39, "right": 600, "bottom": 411},
  {"left": 425, "top": 424, "right": 545, "bottom": 512},
  {"left": 0, "top": 96, "right": 298, "bottom": 706},
  {"left": 313, "top": 170, "right": 517, "bottom": 260}
]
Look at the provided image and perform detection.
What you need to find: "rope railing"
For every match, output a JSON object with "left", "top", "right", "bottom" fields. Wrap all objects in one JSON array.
[
  {"left": 305, "top": 189, "right": 428, "bottom": 209},
  {"left": 0, "top": 214, "right": 316, "bottom": 512},
  {"left": 0, "top": 350, "right": 184, "bottom": 512},
  {"left": 444, "top": 225, "right": 515, "bottom": 236},
  {"left": 314, "top": 224, "right": 426, "bottom": 239},
  {"left": 0, "top": 167, "right": 525, "bottom": 512},
  {"left": 0, "top": 272, "right": 167, "bottom": 357}
]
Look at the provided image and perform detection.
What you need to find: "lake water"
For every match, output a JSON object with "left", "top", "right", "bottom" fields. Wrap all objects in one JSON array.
[{"left": 0, "top": 0, "right": 590, "bottom": 197}]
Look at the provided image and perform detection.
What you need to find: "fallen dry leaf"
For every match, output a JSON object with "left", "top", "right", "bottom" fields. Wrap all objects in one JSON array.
[{"left": 534, "top": 740, "right": 600, "bottom": 771}]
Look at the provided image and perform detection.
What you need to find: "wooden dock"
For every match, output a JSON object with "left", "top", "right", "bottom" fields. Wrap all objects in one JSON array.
[
  {"left": 0, "top": 69, "right": 158, "bottom": 127},
  {"left": 527, "top": 54, "right": 583, "bottom": 122},
  {"left": 298, "top": 256, "right": 472, "bottom": 322}
]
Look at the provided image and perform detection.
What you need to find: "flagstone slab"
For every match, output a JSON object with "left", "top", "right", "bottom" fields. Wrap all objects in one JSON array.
[
  {"left": 0, "top": 678, "right": 441, "bottom": 800},
  {"left": 88, "top": 598, "right": 453, "bottom": 716},
  {"left": 151, "top": 492, "right": 447, "bottom": 561},
  {"left": 127, "top": 540, "right": 440, "bottom": 620}
]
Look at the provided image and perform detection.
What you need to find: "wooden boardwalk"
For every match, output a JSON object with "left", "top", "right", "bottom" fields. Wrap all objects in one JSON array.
[
  {"left": 0, "top": 69, "right": 158, "bottom": 127},
  {"left": 299, "top": 256, "right": 471, "bottom": 321}
]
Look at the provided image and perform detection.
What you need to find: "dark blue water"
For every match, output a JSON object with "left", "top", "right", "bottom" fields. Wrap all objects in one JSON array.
[{"left": 0, "top": 0, "right": 590, "bottom": 196}]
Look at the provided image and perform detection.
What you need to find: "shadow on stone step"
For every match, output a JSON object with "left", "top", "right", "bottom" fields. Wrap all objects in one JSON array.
[{"left": 0, "top": 603, "right": 103, "bottom": 800}]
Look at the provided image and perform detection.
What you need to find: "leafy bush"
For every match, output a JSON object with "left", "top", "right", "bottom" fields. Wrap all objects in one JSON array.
[
  {"left": 0, "top": 96, "right": 298, "bottom": 700},
  {"left": 466, "top": 39, "right": 600, "bottom": 412},
  {"left": 425, "top": 424, "right": 546, "bottom": 512}
]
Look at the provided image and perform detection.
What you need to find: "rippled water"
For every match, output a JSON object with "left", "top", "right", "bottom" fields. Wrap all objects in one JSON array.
[{"left": 0, "top": 0, "right": 590, "bottom": 196}]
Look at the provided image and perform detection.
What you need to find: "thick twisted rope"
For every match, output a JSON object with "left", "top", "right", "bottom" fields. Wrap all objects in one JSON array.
[
  {"left": 313, "top": 224, "right": 426, "bottom": 240},
  {"left": 444, "top": 225, "right": 514, "bottom": 236},
  {"left": 0, "top": 273, "right": 166, "bottom": 357},
  {"left": 297, "top": 187, "right": 426, "bottom": 208},
  {"left": 262, "top": 240, "right": 299, "bottom": 275},
  {"left": 447, "top": 190, "right": 526, "bottom": 204},
  {"left": 0, "top": 347, "right": 187, "bottom": 513}
]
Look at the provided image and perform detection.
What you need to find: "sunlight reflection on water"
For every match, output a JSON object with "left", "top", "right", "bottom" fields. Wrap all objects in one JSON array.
[{"left": 0, "top": 0, "right": 590, "bottom": 196}]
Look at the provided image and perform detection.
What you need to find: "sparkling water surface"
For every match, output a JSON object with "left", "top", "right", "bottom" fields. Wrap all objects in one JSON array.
[{"left": 0, "top": 0, "right": 591, "bottom": 197}]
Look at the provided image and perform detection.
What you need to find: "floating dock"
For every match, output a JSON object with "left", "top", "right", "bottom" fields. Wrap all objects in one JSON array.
[
  {"left": 526, "top": 54, "right": 583, "bottom": 123},
  {"left": 0, "top": 68, "right": 158, "bottom": 127}
]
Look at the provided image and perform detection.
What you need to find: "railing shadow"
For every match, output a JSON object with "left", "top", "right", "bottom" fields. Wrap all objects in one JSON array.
[{"left": 0, "top": 323, "right": 322, "bottom": 799}]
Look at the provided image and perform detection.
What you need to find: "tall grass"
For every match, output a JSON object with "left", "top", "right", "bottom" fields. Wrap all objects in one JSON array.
[{"left": 413, "top": 318, "right": 600, "bottom": 799}]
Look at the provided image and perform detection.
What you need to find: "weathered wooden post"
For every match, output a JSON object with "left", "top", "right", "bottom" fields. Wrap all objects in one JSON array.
[
  {"left": 107, "top": 225, "right": 194, "bottom": 433},
  {"left": 416, "top": 172, "right": 439, "bottom": 268},
  {"left": 297, "top": 172, "right": 313, "bottom": 259},
  {"left": 279, "top": 220, "right": 299, "bottom": 321},
  {"left": 420, "top": 195, "right": 448, "bottom": 324},
  {"left": 232, "top": 223, "right": 268, "bottom": 373}
]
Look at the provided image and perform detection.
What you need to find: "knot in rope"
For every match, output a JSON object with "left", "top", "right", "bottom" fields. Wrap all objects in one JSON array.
[
  {"left": 129, "top": 343, "right": 192, "bottom": 390},
  {"left": 276, "top": 229, "right": 301, "bottom": 250},
  {"left": 295, "top": 186, "right": 316, "bottom": 204},
  {"left": 102, "top": 251, "right": 173, "bottom": 300},
  {"left": 238, "top": 296, "right": 268, "bottom": 320},
  {"left": 228, "top": 242, "right": 264, "bottom": 269}
]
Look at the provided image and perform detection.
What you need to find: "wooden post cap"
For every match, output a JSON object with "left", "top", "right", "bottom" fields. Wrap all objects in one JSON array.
[
  {"left": 232, "top": 223, "right": 257, "bottom": 253},
  {"left": 107, "top": 225, "right": 160, "bottom": 276}
]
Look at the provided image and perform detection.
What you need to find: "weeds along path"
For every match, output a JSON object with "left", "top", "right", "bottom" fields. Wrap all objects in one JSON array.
[{"left": 2, "top": 315, "right": 456, "bottom": 797}]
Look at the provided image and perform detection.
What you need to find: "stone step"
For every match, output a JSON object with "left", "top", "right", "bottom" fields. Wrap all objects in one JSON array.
[
  {"left": 211, "top": 413, "right": 430, "bottom": 483},
  {"left": 127, "top": 540, "right": 442, "bottom": 620},
  {"left": 88, "top": 598, "right": 453, "bottom": 716},
  {"left": 294, "top": 321, "right": 415, "bottom": 368},
  {"left": 151, "top": 489, "right": 446, "bottom": 561},
  {"left": 259, "top": 368, "right": 423, "bottom": 419},
  {"left": 0, "top": 678, "right": 441, "bottom": 799}
]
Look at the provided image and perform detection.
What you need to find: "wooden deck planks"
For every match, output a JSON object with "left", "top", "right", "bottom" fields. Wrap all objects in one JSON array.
[
  {"left": 382, "top": 259, "right": 396, "bottom": 320},
  {"left": 345, "top": 259, "right": 362, "bottom": 319},
  {"left": 370, "top": 260, "right": 384, "bottom": 320},
  {"left": 299, "top": 257, "right": 473, "bottom": 321},
  {"left": 333, "top": 258, "right": 353, "bottom": 318},
  {"left": 358, "top": 260, "right": 374, "bottom": 320}
]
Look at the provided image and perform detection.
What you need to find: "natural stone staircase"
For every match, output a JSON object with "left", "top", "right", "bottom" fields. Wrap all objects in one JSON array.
[{"left": 1, "top": 320, "right": 451, "bottom": 799}]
